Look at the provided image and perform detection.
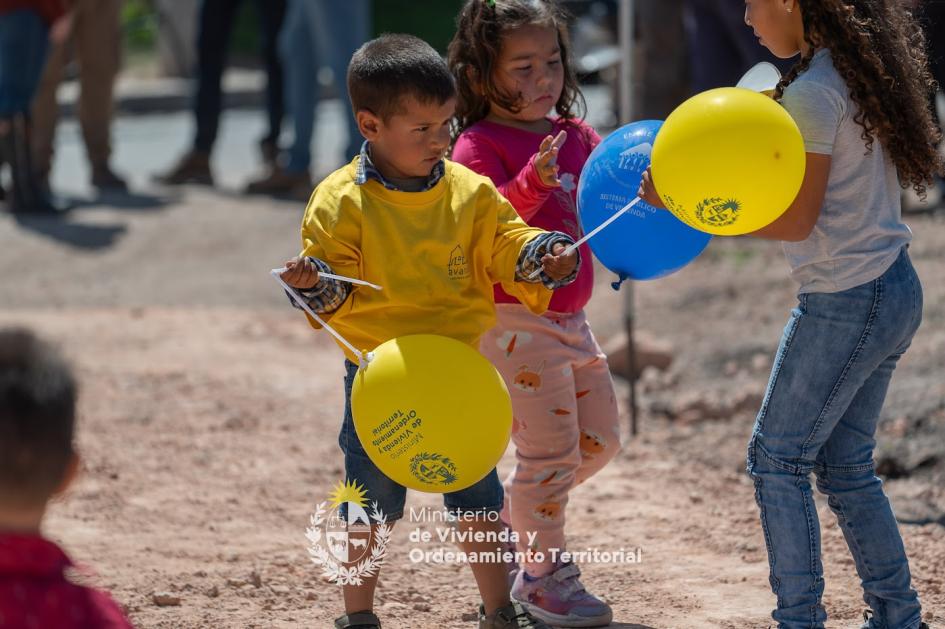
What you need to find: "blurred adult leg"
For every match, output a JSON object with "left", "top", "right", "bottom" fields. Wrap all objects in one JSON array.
[{"left": 74, "top": 0, "right": 125, "bottom": 189}]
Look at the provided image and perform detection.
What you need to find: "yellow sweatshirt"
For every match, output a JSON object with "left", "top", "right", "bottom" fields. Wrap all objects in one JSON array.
[{"left": 298, "top": 158, "right": 553, "bottom": 362}]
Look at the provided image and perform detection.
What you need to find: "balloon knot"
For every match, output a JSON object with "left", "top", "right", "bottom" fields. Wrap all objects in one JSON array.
[{"left": 358, "top": 351, "right": 375, "bottom": 371}]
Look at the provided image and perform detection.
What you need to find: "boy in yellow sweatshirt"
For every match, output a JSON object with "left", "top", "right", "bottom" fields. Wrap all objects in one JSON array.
[{"left": 279, "top": 34, "right": 578, "bottom": 629}]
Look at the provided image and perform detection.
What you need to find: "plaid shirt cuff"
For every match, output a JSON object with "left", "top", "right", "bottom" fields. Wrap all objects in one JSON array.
[
  {"left": 285, "top": 257, "right": 350, "bottom": 314},
  {"left": 515, "top": 231, "right": 581, "bottom": 289}
]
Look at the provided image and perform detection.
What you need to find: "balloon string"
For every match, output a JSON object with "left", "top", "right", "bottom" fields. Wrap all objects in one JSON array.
[
  {"left": 269, "top": 269, "right": 374, "bottom": 369},
  {"left": 526, "top": 197, "right": 643, "bottom": 281},
  {"left": 271, "top": 266, "right": 382, "bottom": 291}
]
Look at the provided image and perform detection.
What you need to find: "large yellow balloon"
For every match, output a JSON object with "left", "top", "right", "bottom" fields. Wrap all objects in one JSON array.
[
  {"left": 351, "top": 335, "right": 512, "bottom": 493},
  {"left": 651, "top": 87, "right": 806, "bottom": 236}
]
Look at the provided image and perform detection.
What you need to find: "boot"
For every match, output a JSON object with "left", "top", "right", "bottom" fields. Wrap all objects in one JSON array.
[
  {"left": 1, "top": 114, "right": 61, "bottom": 214},
  {"left": 155, "top": 150, "right": 213, "bottom": 186}
]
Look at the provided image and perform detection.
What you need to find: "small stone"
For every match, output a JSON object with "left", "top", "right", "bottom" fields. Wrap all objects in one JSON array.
[
  {"left": 249, "top": 570, "right": 263, "bottom": 588},
  {"left": 152, "top": 592, "right": 181, "bottom": 607},
  {"left": 413, "top": 602, "right": 431, "bottom": 612},
  {"left": 270, "top": 584, "right": 290, "bottom": 595},
  {"left": 461, "top": 611, "right": 480, "bottom": 622},
  {"left": 226, "top": 578, "right": 246, "bottom": 588},
  {"left": 603, "top": 332, "right": 674, "bottom": 381},
  {"left": 192, "top": 570, "right": 208, "bottom": 578},
  {"left": 206, "top": 585, "right": 219, "bottom": 598}
]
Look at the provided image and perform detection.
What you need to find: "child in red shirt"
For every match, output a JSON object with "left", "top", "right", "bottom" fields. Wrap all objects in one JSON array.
[{"left": 0, "top": 328, "right": 133, "bottom": 628}]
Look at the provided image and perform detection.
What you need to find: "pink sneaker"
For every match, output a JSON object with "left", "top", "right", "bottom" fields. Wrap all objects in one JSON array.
[{"left": 510, "top": 562, "right": 613, "bottom": 627}]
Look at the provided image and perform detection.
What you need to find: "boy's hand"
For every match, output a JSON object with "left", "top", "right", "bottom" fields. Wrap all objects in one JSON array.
[
  {"left": 638, "top": 166, "right": 667, "bottom": 210},
  {"left": 280, "top": 256, "right": 319, "bottom": 290},
  {"left": 534, "top": 130, "right": 568, "bottom": 188},
  {"left": 541, "top": 242, "right": 577, "bottom": 281}
]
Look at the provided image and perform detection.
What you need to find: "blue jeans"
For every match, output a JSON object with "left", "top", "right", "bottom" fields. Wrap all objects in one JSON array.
[
  {"left": 278, "top": 0, "right": 368, "bottom": 173},
  {"left": 747, "top": 248, "right": 924, "bottom": 629},
  {"left": 0, "top": 10, "right": 48, "bottom": 115},
  {"left": 338, "top": 361, "right": 504, "bottom": 523}
]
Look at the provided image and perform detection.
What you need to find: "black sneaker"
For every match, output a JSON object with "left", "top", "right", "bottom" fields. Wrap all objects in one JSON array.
[
  {"left": 479, "top": 601, "right": 553, "bottom": 629},
  {"left": 334, "top": 610, "right": 381, "bottom": 629}
]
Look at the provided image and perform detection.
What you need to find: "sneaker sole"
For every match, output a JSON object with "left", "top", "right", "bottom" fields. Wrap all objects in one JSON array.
[{"left": 513, "top": 597, "right": 613, "bottom": 628}]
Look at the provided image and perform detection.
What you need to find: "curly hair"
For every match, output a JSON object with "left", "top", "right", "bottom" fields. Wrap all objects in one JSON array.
[
  {"left": 774, "top": 0, "right": 944, "bottom": 197},
  {"left": 447, "top": 0, "right": 585, "bottom": 138}
]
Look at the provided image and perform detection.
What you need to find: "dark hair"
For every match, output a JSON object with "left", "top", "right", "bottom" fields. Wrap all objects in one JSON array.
[
  {"left": 448, "top": 0, "right": 586, "bottom": 136},
  {"left": 775, "top": 0, "right": 944, "bottom": 197},
  {"left": 347, "top": 33, "right": 457, "bottom": 122},
  {"left": 0, "top": 328, "right": 76, "bottom": 506}
]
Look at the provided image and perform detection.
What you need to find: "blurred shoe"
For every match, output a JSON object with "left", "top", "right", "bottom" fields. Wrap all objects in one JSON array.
[
  {"left": 1, "top": 114, "right": 66, "bottom": 215},
  {"left": 259, "top": 137, "right": 279, "bottom": 168},
  {"left": 91, "top": 163, "right": 128, "bottom": 191},
  {"left": 511, "top": 561, "right": 612, "bottom": 627},
  {"left": 155, "top": 150, "right": 213, "bottom": 186},
  {"left": 245, "top": 166, "right": 311, "bottom": 197},
  {"left": 478, "top": 601, "right": 552, "bottom": 629}
]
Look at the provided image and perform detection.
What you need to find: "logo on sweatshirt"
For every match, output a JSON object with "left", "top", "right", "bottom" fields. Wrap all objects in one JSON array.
[{"left": 448, "top": 245, "right": 470, "bottom": 280}]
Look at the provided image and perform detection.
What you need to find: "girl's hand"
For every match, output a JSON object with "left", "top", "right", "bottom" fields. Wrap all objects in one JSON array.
[
  {"left": 49, "top": 12, "right": 73, "bottom": 45},
  {"left": 541, "top": 242, "right": 577, "bottom": 281},
  {"left": 534, "top": 130, "right": 568, "bottom": 188},
  {"left": 638, "top": 166, "right": 667, "bottom": 209},
  {"left": 280, "top": 256, "right": 319, "bottom": 290}
]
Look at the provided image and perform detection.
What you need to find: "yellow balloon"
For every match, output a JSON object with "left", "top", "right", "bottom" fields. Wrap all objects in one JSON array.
[
  {"left": 351, "top": 334, "right": 512, "bottom": 493},
  {"left": 651, "top": 87, "right": 806, "bottom": 236}
]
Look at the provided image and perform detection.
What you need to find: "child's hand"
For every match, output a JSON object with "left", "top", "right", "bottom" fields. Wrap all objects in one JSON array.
[
  {"left": 534, "top": 130, "right": 568, "bottom": 188},
  {"left": 541, "top": 242, "right": 577, "bottom": 281},
  {"left": 49, "top": 12, "right": 73, "bottom": 45},
  {"left": 638, "top": 166, "right": 667, "bottom": 210},
  {"left": 280, "top": 256, "right": 319, "bottom": 290}
]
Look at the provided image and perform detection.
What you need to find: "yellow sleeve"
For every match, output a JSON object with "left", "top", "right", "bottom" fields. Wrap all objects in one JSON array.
[
  {"left": 487, "top": 193, "right": 553, "bottom": 315},
  {"left": 298, "top": 183, "right": 362, "bottom": 328}
]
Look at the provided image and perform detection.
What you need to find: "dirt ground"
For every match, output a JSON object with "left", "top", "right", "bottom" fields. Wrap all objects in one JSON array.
[{"left": 1, "top": 189, "right": 943, "bottom": 628}]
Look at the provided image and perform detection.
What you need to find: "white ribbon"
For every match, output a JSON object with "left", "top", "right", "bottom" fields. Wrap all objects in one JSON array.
[
  {"left": 527, "top": 197, "right": 642, "bottom": 281},
  {"left": 270, "top": 268, "right": 376, "bottom": 369}
]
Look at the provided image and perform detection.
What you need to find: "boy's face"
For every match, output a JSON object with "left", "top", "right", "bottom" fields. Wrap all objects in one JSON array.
[{"left": 357, "top": 96, "right": 456, "bottom": 180}]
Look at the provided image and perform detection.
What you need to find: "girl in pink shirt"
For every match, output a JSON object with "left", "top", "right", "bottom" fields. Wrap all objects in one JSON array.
[{"left": 449, "top": 1, "right": 620, "bottom": 626}]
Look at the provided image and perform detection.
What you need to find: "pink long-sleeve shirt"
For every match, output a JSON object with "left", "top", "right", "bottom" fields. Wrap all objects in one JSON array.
[{"left": 452, "top": 117, "right": 601, "bottom": 314}]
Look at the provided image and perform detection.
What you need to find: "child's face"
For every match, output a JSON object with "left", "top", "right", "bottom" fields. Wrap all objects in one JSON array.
[
  {"left": 490, "top": 24, "right": 565, "bottom": 122},
  {"left": 358, "top": 96, "right": 455, "bottom": 180},
  {"left": 744, "top": 0, "right": 804, "bottom": 59}
]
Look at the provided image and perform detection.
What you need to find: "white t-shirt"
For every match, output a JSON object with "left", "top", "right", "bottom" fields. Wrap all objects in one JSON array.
[{"left": 780, "top": 48, "right": 912, "bottom": 294}]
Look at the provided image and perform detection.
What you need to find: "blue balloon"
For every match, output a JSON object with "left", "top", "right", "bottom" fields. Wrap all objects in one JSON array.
[{"left": 577, "top": 120, "right": 712, "bottom": 285}]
